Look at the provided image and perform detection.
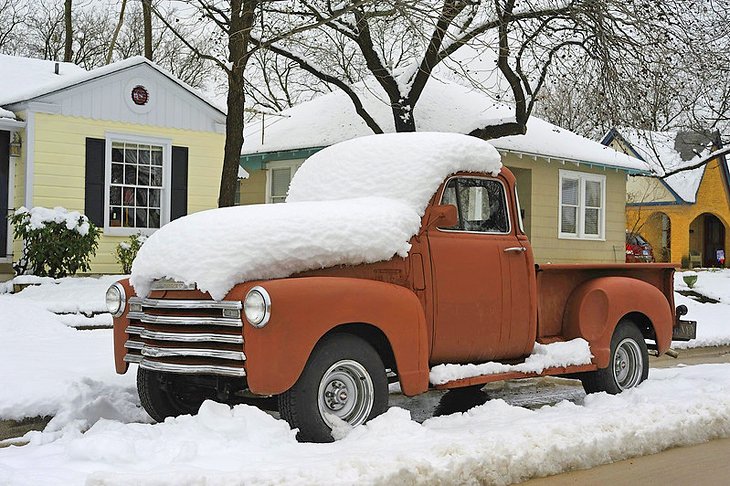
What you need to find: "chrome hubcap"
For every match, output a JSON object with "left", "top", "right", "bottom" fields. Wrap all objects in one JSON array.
[
  {"left": 318, "top": 360, "right": 374, "bottom": 428},
  {"left": 613, "top": 338, "right": 643, "bottom": 390}
]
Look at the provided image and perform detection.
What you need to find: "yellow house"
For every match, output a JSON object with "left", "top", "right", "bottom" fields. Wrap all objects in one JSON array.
[
  {"left": 238, "top": 81, "right": 647, "bottom": 264},
  {"left": 602, "top": 128, "right": 729, "bottom": 267},
  {"left": 0, "top": 55, "right": 226, "bottom": 276}
]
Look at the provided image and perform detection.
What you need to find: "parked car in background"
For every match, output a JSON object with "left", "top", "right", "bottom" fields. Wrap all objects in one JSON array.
[{"left": 626, "top": 233, "right": 655, "bottom": 263}]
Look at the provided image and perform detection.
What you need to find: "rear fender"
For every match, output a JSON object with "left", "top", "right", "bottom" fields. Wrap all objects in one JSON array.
[
  {"left": 237, "top": 277, "right": 430, "bottom": 396},
  {"left": 563, "top": 276, "right": 673, "bottom": 368}
]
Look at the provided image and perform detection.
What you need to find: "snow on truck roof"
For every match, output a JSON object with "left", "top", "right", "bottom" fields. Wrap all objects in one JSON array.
[{"left": 130, "top": 133, "right": 502, "bottom": 299}]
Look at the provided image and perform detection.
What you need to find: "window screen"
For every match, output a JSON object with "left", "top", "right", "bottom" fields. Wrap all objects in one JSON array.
[{"left": 439, "top": 178, "right": 509, "bottom": 233}]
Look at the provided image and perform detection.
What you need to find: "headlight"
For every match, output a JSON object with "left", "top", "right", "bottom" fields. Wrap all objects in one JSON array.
[
  {"left": 106, "top": 283, "right": 126, "bottom": 317},
  {"left": 244, "top": 286, "right": 271, "bottom": 328}
]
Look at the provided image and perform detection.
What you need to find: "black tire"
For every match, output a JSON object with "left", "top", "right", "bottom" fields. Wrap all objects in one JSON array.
[
  {"left": 137, "top": 368, "right": 208, "bottom": 422},
  {"left": 278, "top": 333, "right": 388, "bottom": 443},
  {"left": 580, "top": 320, "right": 649, "bottom": 395}
]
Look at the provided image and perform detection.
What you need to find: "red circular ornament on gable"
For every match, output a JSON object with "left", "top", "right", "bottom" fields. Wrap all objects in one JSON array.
[{"left": 131, "top": 85, "right": 149, "bottom": 106}]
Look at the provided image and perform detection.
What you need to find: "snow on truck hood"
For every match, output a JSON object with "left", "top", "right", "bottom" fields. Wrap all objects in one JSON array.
[{"left": 130, "top": 133, "right": 502, "bottom": 299}]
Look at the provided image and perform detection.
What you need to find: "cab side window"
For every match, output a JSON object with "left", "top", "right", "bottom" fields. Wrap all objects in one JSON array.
[{"left": 440, "top": 178, "right": 509, "bottom": 233}]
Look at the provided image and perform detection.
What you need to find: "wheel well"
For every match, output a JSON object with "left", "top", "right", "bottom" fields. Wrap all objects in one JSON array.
[
  {"left": 324, "top": 323, "right": 397, "bottom": 372},
  {"left": 621, "top": 312, "right": 656, "bottom": 342}
]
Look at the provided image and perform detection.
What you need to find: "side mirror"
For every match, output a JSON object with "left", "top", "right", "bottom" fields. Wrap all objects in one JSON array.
[{"left": 427, "top": 204, "right": 458, "bottom": 230}]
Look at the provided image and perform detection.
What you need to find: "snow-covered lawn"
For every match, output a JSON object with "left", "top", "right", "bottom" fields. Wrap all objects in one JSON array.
[{"left": 0, "top": 269, "right": 728, "bottom": 485}]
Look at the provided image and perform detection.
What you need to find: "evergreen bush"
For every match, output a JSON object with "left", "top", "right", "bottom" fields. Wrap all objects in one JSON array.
[{"left": 11, "top": 206, "right": 100, "bottom": 278}]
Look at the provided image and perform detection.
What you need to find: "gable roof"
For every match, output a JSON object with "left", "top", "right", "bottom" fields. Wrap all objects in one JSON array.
[
  {"left": 241, "top": 80, "right": 647, "bottom": 174},
  {"left": 601, "top": 127, "right": 725, "bottom": 204},
  {"left": 0, "top": 55, "right": 225, "bottom": 117}
]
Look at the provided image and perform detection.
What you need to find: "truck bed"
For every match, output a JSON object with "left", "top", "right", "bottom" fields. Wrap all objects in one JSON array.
[{"left": 535, "top": 263, "right": 677, "bottom": 340}]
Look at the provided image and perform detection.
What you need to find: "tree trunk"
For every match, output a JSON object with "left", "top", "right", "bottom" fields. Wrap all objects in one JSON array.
[
  {"left": 218, "top": 0, "right": 255, "bottom": 208},
  {"left": 63, "top": 0, "right": 73, "bottom": 62},
  {"left": 106, "top": 0, "right": 127, "bottom": 64},
  {"left": 392, "top": 99, "right": 416, "bottom": 132},
  {"left": 219, "top": 69, "right": 246, "bottom": 207},
  {"left": 142, "top": 0, "right": 153, "bottom": 60}
]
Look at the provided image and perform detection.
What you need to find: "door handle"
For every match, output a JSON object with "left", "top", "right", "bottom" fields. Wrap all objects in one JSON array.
[{"left": 504, "top": 246, "right": 527, "bottom": 253}]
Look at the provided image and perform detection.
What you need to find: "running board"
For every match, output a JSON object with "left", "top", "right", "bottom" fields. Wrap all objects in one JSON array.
[{"left": 432, "top": 363, "right": 598, "bottom": 390}]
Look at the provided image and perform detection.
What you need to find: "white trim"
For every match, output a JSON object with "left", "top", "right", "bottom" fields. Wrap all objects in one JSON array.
[
  {"left": 3, "top": 132, "right": 16, "bottom": 261},
  {"left": 23, "top": 111, "right": 35, "bottom": 208},
  {"left": 265, "top": 159, "right": 304, "bottom": 204},
  {"left": 558, "top": 169, "right": 606, "bottom": 241},
  {"left": 103, "top": 132, "right": 172, "bottom": 237},
  {"left": 25, "top": 102, "right": 60, "bottom": 115}
]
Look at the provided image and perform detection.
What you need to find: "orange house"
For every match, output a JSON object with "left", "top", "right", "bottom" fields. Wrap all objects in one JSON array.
[{"left": 602, "top": 128, "right": 729, "bottom": 268}]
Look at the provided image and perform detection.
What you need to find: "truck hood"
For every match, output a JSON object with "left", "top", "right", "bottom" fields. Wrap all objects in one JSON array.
[{"left": 129, "top": 197, "right": 421, "bottom": 300}]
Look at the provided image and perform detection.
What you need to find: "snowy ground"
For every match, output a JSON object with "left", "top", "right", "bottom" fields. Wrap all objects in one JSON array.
[{"left": 0, "top": 269, "right": 728, "bottom": 485}]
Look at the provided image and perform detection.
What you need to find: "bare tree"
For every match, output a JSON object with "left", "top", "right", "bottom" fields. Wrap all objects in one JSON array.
[
  {"left": 0, "top": 0, "right": 25, "bottom": 54},
  {"left": 152, "top": 0, "right": 373, "bottom": 207},
  {"left": 142, "top": 0, "right": 153, "bottom": 59},
  {"left": 251, "top": 1, "right": 691, "bottom": 142},
  {"left": 107, "top": 0, "right": 128, "bottom": 64},
  {"left": 64, "top": 0, "right": 73, "bottom": 61}
]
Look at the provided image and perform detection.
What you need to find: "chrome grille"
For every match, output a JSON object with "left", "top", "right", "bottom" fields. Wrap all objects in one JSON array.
[{"left": 124, "top": 296, "right": 246, "bottom": 378}]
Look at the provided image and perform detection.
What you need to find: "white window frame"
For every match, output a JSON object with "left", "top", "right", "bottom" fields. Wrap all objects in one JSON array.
[
  {"left": 265, "top": 159, "right": 303, "bottom": 204},
  {"left": 103, "top": 132, "right": 172, "bottom": 237},
  {"left": 558, "top": 169, "right": 606, "bottom": 240}
]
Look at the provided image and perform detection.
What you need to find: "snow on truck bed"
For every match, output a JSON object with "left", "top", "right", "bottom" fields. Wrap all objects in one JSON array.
[{"left": 131, "top": 133, "right": 501, "bottom": 299}]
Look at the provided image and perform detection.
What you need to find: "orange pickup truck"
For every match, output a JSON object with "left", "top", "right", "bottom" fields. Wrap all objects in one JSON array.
[{"left": 108, "top": 138, "right": 695, "bottom": 443}]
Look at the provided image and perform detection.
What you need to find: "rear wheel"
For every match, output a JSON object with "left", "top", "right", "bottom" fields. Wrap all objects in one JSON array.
[
  {"left": 278, "top": 333, "right": 388, "bottom": 443},
  {"left": 137, "top": 368, "right": 208, "bottom": 421},
  {"left": 580, "top": 320, "right": 649, "bottom": 394}
]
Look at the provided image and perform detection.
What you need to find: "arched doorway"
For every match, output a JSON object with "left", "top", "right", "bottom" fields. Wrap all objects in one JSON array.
[
  {"left": 689, "top": 213, "right": 726, "bottom": 267},
  {"left": 646, "top": 212, "right": 671, "bottom": 262}
]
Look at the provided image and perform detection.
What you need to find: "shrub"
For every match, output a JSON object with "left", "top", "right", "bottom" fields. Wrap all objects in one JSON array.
[
  {"left": 115, "top": 233, "right": 147, "bottom": 274},
  {"left": 11, "top": 206, "right": 100, "bottom": 278}
]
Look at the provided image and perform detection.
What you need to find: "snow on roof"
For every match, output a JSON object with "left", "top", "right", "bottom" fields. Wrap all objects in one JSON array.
[
  {"left": 242, "top": 79, "right": 645, "bottom": 173},
  {"left": 0, "top": 54, "right": 86, "bottom": 109},
  {"left": 613, "top": 128, "right": 714, "bottom": 203},
  {"left": 0, "top": 55, "right": 225, "bottom": 115},
  {"left": 131, "top": 133, "right": 501, "bottom": 299}
]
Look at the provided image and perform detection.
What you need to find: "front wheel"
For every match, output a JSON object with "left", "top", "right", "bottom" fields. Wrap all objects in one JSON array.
[
  {"left": 278, "top": 333, "right": 388, "bottom": 442},
  {"left": 580, "top": 320, "right": 649, "bottom": 394},
  {"left": 137, "top": 368, "right": 209, "bottom": 422}
]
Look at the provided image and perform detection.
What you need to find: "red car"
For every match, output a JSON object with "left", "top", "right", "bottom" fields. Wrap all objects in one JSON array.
[{"left": 626, "top": 233, "right": 655, "bottom": 263}]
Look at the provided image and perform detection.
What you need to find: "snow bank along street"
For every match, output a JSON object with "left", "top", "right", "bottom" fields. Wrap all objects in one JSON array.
[{"left": 0, "top": 269, "right": 729, "bottom": 484}]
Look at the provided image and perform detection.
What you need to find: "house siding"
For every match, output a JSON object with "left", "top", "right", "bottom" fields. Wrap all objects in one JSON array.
[
  {"left": 26, "top": 112, "right": 224, "bottom": 274},
  {"left": 626, "top": 156, "right": 730, "bottom": 265},
  {"left": 503, "top": 153, "right": 627, "bottom": 263}
]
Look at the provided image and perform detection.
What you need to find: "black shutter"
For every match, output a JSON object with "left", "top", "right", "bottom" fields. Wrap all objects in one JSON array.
[
  {"left": 171, "top": 146, "right": 188, "bottom": 221},
  {"left": 84, "top": 138, "right": 105, "bottom": 227},
  {"left": 0, "top": 131, "right": 9, "bottom": 258}
]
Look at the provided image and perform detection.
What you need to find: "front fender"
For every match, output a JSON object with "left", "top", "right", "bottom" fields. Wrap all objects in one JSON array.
[
  {"left": 563, "top": 276, "right": 673, "bottom": 368},
  {"left": 236, "top": 277, "right": 430, "bottom": 396}
]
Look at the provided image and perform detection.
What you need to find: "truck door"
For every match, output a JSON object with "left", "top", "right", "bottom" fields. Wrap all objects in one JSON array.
[{"left": 427, "top": 175, "right": 530, "bottom": 364}]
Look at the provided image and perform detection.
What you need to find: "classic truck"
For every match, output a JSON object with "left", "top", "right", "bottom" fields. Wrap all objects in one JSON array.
[{"left": 108, "top": 133, "right": 695, "bottom": 442}]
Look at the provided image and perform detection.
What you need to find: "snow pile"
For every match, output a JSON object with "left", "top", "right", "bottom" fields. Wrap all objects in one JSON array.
[
  {"left": 14, "top": 206, "right": 91, "bottom": 235},
  {"left": 672, "top": 270, "right": 730, "bottom": 348},
  {"left": 0, "top": 107, "right": 14, "bottom": 119},
  {"left": 287, "top": 132, "right": 501, "bottom": 209},
  {"left": 0, "top": 54, "right": 85, "bottom": 107},
  {"left": 0, "top": 296, "right": 137, "bottom": 421},
  {"left": 2, "top": 365, "right": 730, "bottom": 485},
  {"left": 5, "top": 274, "right": 124, "bottom": 314},
  {"left": 131, "top": 133, "right": 502, "bottom": 299},
  {"left": 430, "top": 339, "right": 593, "bottom": 385}
]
